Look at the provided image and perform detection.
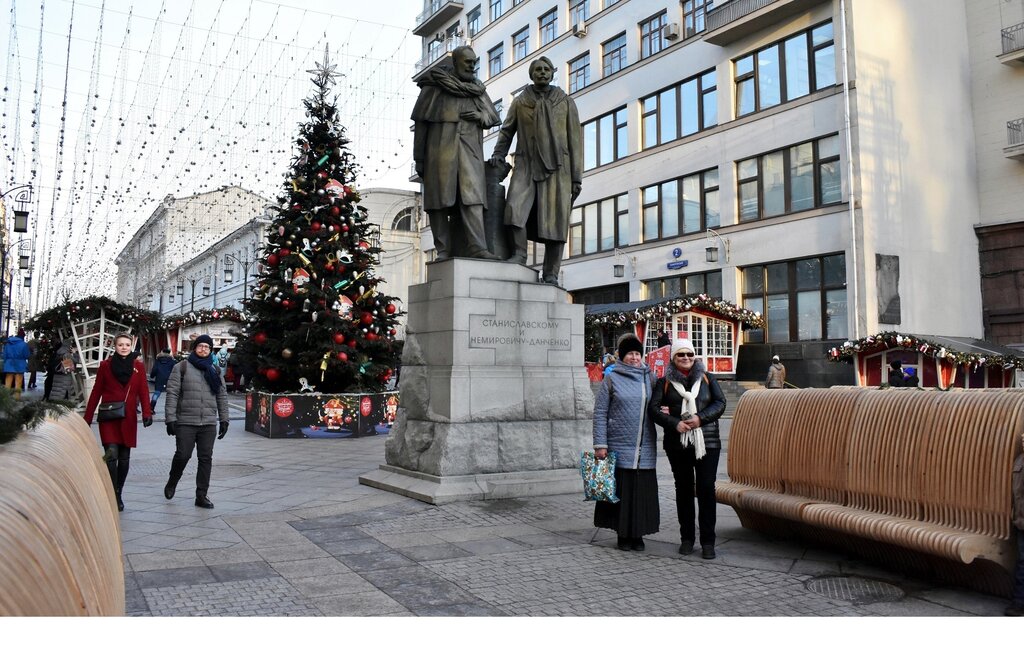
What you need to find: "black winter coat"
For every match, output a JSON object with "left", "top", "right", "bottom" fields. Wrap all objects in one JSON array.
[{"left": 649, "top": 362, "right": 727, "bottom": 451}]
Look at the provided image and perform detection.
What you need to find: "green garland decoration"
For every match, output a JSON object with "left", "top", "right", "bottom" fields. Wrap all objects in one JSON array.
[
  {"left": 24, "top": 295, "right": 162, "bottom": 333},
  {"left": 161, "top": 307, "right": 247, "bottom": 330},
  {"left": 584, "top": 294, "right": 765, "bottom": 330},
  {"left": 826, "top": 331, "right": 1024, "bottom": 370}
]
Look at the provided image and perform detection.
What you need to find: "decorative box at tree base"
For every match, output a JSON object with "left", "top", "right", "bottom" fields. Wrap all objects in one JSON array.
[
  {"left": 246, "top": 390, "right": 399, "bottom": 439},
  {"left": 358, "top": 258, "right": 595, "bottom": 504}
]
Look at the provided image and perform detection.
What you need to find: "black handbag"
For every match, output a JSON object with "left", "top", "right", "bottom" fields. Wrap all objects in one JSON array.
[{"left": 97, "top": 380, "right": 132, "bottom": 422}]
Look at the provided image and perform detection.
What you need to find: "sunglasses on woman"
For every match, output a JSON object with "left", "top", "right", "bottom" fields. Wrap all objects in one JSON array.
[{"left": 675, "top": 352, "right": 695, "bottom": 358}]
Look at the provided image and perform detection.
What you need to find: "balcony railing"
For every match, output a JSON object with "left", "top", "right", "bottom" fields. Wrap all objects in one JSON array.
[
  {"left": 415, "top": 35, "right": 467, "bottom": 72},
  {"left": 706, "top": 0, "right": 779, "bottom": 32},
  {"left": 1010, "top": 118, "right": 1024, "bottom": 148},
  {"left": 414, "top": 1, "right": 464, "bottom": 36},
  {"left": 1003, "top": 22, "right": 1024, "bottom": 56}
]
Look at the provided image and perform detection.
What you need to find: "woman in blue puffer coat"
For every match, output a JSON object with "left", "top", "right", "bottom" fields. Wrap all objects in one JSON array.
[{"left": 592, "top": 333, "right": 660, "bottom": 551}]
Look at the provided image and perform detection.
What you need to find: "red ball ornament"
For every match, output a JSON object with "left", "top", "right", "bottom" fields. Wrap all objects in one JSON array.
[
  {"left": 360, "top": 312, "right": 374, "bottom": 326},
  {"left": 279, "top": 248, "right": 291, "bottom": 257},
  {"left": 329, "top": 206, "right": 340, "bottom": 217},
  {"left": 347, "top": 339, "right": 357, "bottom": 348},
  {"left": 311, "top": 221, "right": 322, "bottom": 231},
  {"left": 341, "top": 225, "right": 349, "bottom": 232},
  {"left": 317, "top": 171, "right": 327, "bottom": 179},
  {"left": 266, "top": 254, "right": 279, "bottom": 267},
  {"left": 337, "top": 352, "right": 348, "bottom": 362},
  {"left": 333, "top": 332, "right": 345, "bottom": 344},
  {"left": 291, "top": 203, "right": 302, "bottom": 211},
  {"left": 385, "top": 304, "right": 396, "bottom": 314},
  {"left": 389, "top": 329, "right": 397, "bottom": 336},
  {"left": 343, "top": 416, "right": 353, "bottom": 424},
  {"left": 325, "top": 263, "right": 334, "bottom": 271},
  {"left": 281, "top": 299, "right": 293, "bottom": 309},
  {"left": 253, "top": 332, "right": 268, "bottom": 345},
  {"left": 366, "top": 332, "right": 378, "bottom": 342},
  {"left": 265, "top": 368, "right": 281, "bottom": 381}
]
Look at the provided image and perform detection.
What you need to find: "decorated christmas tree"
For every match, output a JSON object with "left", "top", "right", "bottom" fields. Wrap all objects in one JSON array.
[{"left": 233, "top": 49, "right": 402, "bottom": 394}]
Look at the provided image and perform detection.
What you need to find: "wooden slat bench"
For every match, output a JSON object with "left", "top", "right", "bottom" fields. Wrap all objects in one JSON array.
[
  {"left": 717, "top": 388, "right": 1023, "bottom": 595},
  {"left": 0, "top": 413, "right": 124, "bottom": 615}
]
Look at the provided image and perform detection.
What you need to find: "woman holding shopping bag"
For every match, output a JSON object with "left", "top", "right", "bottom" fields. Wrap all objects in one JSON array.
[{"left": 592, "top": 333, "right": 659, "bottom": 551}]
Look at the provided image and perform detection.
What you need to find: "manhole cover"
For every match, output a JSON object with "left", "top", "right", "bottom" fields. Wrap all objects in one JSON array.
[
  {"left": 806, "top": 575, "right": 904, "bottom": 604},
  {"left": 129, "top": 459, "right": 263, "bottom": 481}
]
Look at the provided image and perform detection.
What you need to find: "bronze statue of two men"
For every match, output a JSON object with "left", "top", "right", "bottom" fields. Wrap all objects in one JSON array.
[{"left": 412, "top": 47, "right": 582, "bottom": 286}]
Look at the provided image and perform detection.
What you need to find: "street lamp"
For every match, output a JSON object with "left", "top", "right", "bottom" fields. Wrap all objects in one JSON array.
[
  {"left": 0, "top": 239, "right": 32, "bottom": 335},
  {"left": 223, "top": 251, "right": 256, "bottom": 306},
  {"left": 1, "top": 184, "right": 33, "bottom": 233},
  {"left": 176, "top": 276, "right": 200, "bottom": 313},
  {"left": 705, "top": 228, "right": 730, "bottom": 264}
]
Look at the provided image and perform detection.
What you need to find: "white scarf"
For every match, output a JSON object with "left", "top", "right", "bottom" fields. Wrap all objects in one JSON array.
[{"left": 669, "top": 378, "right": 706, "bottom": 459}]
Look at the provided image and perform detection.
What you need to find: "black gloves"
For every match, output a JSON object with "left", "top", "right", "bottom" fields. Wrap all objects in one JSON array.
[
  {"left": 166, "top": 422, "right": 176, "bottom": 436},
  {"left": 142, "top": 417, "right": 153, "bottom": 428},
  {"left": 218, "top": 420, "right": 229, "bottom": 439}
]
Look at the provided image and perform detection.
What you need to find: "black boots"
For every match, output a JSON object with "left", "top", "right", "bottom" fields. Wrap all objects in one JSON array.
[
  {"left": 164, "top": 478, "right": 177, "bottom": 500},
  {"left": 195, "top": 495, "right": 214, "bottom": 509}
]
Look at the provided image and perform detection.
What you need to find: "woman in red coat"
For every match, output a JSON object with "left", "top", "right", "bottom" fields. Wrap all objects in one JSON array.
[{"left": 84, "top": 334, "right": 153, "bottom": 511}]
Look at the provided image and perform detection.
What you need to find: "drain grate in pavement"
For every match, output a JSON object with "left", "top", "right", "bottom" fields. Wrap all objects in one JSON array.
[
  {"left": 805, "top": 575, "right": 905, "bottom": 604},
  {"left": 128, "top": 458, "right": 263, "bottom": 480}
]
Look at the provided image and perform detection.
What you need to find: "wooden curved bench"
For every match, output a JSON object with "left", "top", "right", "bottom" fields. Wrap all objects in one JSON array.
[
  {"left": 0, "top": 413, "right": 124, "bottom": 615},
  {"left": 718, "top": 388, "right": 1023, "bottom": 595}
]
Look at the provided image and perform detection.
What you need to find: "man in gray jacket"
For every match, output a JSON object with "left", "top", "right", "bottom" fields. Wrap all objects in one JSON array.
[{"left": 163, "top": 335, "right": 229, "bottom": 509}]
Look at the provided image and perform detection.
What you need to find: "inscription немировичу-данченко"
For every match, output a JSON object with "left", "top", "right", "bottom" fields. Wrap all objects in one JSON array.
[{"left": 468, "top": 316, "right": 571, "bottom": 349}]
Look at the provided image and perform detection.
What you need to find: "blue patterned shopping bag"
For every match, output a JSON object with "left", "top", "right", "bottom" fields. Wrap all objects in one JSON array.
[{"left": 580, "top": 450, "right": 619, "bottom": 503}]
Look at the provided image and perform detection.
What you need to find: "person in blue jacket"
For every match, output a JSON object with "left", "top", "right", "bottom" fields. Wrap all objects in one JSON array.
[
  {"left": 149, "top": 348, "right": 177, "bottom": 409},
  {"left": 2, "top": 328, "right": 32, "bottom": 399},
  {"left": 592, "top": 333, "right": 659, "bottom": 551}
]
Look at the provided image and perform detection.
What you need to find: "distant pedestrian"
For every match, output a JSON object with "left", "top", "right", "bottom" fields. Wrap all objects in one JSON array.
[
  {"left": 163, "top": 335, "right": 229, "bottom": 510},
  {"left": 903, "top": 367, "right": 919, "bottom": 388},
  {"left": 149, "top": 348, "right": 176, "bottom": 409},
  {"left": 650, "top": 338, "right": 727, "bottom": 559},
  {"left": 45, "top": 338, "right": 77, "bottom": 401},
  {"left": 82, "top": 334, "right": 153, "bottom": 512},
  {"left": 656, "top": 329, "right": 670, "bottom": 349},
  {"left": 765, "top": 355, "right": 786, "bottom": 389},
  {"left": 592, "top": 333, "right": 660, "bottom": 551},
  {"left": 888, "top": 360, "right": 906, "bottom": 387},
  {"left": 2, "top": 328, "right": 32, "bottom": 399},
  {"left": 26, "top": 333, "right": 39, "bottom": 389},
  {"left": 1007, "top": 439, "right": 1024, "bottom": 616},
  {"left": 216, "top": 345, "right": 230, "bottom": 379}
]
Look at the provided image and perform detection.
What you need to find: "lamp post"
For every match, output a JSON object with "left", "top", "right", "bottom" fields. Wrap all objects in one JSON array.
[
  {"left": 177, "top": 277, "right": 200, "bottom": 314},
  {"left": 1, "top": 184, "right": 33, "bottom": 233},
  {"left": 0, "top": 239, "right": 32, "bottom": 335},
  {"left": 223, "top": 251, "right": 256, "bottom": 307}
]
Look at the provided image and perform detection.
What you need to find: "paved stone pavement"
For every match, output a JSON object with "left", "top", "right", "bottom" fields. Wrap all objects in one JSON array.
[{"left": 86, "top": 392, "right": 1009, "bottom": 617}]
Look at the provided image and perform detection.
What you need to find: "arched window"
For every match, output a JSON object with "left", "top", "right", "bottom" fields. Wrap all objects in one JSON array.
[{"left": 391, "top": 206, "right": 415, "bottom": 231}]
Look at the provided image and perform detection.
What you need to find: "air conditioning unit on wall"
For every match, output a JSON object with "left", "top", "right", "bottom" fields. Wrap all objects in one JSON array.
[
  {"left": 573, "top": 23, "right": 587, "bottom": 38},
  {"left": 662, "top": 23, "right": 680, "bottom": 41}
]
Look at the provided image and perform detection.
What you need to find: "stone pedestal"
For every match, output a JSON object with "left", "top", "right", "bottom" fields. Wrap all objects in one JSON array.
[{"left": 359, "top": 258, "right": 594, "bottom": 504}]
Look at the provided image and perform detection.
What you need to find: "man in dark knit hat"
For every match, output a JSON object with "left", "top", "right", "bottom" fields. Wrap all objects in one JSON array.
[{"left": 163, "top": 334, "right": 229, "bottom": 509}]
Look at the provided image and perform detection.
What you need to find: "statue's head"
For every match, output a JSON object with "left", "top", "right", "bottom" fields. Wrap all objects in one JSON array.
[
  {"left": 528, "top": 56, "right": 554, "bottom": 88},
  {"left": 451, "top": 46, "right": 479, "bottom": 82}
]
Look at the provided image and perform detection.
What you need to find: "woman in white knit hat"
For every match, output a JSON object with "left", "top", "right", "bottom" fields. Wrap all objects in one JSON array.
[{"left": 649, "top": 337, "right": 727, "bottom": 559}]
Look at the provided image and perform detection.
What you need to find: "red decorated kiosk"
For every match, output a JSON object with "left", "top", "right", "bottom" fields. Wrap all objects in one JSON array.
[{"left": 828, "top": 331, "right": 1023, "bottom": 388}]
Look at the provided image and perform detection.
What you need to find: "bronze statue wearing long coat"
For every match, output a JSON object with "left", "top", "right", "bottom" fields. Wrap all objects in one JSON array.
[{"left": 491, "top": 84, "right": 582, "bottom": 244}]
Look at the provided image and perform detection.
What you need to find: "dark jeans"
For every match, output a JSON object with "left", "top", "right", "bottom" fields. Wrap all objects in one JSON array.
[
  {"left": 169, "top": 424, "right": 216, "bottom": 498},
  {"left": 1014, "top": 530, "right": 1024, "bottom": 605},
  {"left": 665, "top": 444, "right": 721, "bottom": 546}
]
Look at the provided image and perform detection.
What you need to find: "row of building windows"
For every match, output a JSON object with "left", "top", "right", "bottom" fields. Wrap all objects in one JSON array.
[
  {"left": 577, "top": 21, "right": 836, "bottom": 171},
  {"left": 581, "top": 251, "right": 847, "bottom": 343},
  {"left": 569, "top": 132, "right": 841, "bottom": 257}
]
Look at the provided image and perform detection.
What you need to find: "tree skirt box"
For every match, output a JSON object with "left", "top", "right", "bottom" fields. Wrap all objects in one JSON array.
[{"left": 245, "top": 390, "right": 399, "bottom": 439}]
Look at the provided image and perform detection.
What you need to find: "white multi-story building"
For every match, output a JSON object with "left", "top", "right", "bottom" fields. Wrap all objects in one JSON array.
[
  {"left": 412, "top": 0, "right": 1021, "bottom": 385},
  {"left": 115, "top": 186, "right": 275, "bottom": 311}
]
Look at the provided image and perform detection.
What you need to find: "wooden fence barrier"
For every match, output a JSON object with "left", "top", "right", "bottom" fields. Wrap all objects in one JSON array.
[
  {"left": 0, "top": 413, "right": 124, "bottom": 615},
  {"left": 718, "top": 388, "right": 1023, "bottom": 596}
]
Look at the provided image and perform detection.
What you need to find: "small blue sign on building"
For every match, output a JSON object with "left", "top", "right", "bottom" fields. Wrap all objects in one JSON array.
[{"left": 666, "top": 260, "right": 689, "bottom": 270}]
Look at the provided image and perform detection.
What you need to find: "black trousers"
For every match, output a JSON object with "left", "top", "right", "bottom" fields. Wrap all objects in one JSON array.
[
  {"left": 665, "top": 445, "right": 721, "bottom": 546},
  {"left": 169, "top": 424, "right": 216, "bottom": 498}
]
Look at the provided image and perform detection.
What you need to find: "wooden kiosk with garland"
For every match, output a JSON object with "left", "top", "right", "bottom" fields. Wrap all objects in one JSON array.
[
  {"left": 25, "top": 296, "right": 160, "bottom": 405},
  {"left": 584, "top": 294, "right": 765, "bottom": 380},
  {"left": 828, "top": 331, "right": 1024, "bottom": 388},
  {"left": 155, "top": 307, "right": 247, "bottom": 358}
]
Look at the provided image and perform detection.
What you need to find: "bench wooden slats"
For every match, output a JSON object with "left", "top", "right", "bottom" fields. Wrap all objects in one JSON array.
[{"left": 718, "top": 388, "right": 1023, "bottom": 595}]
